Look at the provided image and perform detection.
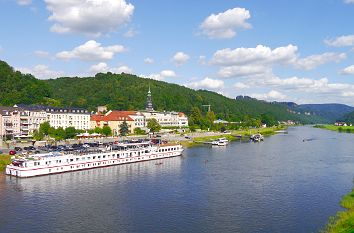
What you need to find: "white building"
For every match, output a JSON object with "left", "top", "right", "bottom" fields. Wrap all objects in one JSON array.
[
  {"left": 45, "top": 107, "right": 90, "bottom": 130},
  {"left": 0, "top": 105, "right": 90, "bottom": 139},
  {"left": 142, "top": 111, "right": 188, "bottom": 128}
]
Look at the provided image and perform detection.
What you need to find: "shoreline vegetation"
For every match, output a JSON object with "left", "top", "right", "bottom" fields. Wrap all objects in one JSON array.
[
  {"left": 314, "top": 124, "right": 354, "bottom": 133},
  {"left": 316, "top": 124, "right": 354, "bottom": 232},
  {"left": 322, "top": 189, "right": 354, "bottom": 233},
  {"left": 179, "top": 125, "right": 286, "bottom": 147},
  {"left": 0, "top": 155, "right": 11, "bottom": 172}
]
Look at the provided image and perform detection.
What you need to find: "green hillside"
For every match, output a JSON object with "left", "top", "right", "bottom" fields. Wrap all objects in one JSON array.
[
  {"left": 0, "top": 60, "right": 322, "bottom": 124},
  {"left": 0, "top": 61, "right": 51, "bottom": 105},
  {"left": 45, "top": 73, "right": 322, "bottom": 123}
]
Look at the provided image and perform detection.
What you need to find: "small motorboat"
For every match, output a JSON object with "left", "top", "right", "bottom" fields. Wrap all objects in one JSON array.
[
  {"left": 250, "top": 134, "right": 264, "bottom": 142},
  {"left": 211, "top": 137, "right": 229, "bottom": 146}
]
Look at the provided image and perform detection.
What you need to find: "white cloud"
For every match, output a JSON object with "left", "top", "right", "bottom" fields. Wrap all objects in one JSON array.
[
  {"left": 123, "top": 28, "right": 138, "bottom": 38},
  {"left": 89, "top": 62, "right": 133, "bottom": 74},
  {"left": 17, "top": 0, "right": 32, "bottom": 6},
  {"left": 295, "top": 52, "right": 346, "bottom": 70},
  {"left": 324, "top": 35, "right": 354, "bottom": 47},
  {"left": 211, "top": 44, "right": 346, "bottom": 78},
  {"left": 34, "top": 50, "right": 50, "bottom": 58},
  {"left": 18, "top": 65, "right": 64, "bottom": 79},
  {"left": 198, "top": 55, "right": 206, "bottom": 65},
  {"left": 56, "top": 40, "right": 125, "bottom": 61},
  {"left": 344, "top": 0, "right": 354, "bottom": 4},
  {"left": 144, "top": 57, "right": 154, "bottom": 64},
  {"left": 211, "top": 44, "right": 298, "bottom": 66},
  {"left": 234, "top": 82, "right": 250, "bottom": 89},
  {"left": 251, "top": 90, "right": 287, "bottom": 101},
  {"left": 172, "top": 52, "right": 190, "bottom": 66},
  {"left": 340, "top": 65, "right": 354, "bottom": 75},
  {"left": 218, "top": 65, "right": 271, "bottom": 78},
  {"left": 115, "top": 65, "right": 133, "bottom": 74},
  {"left": 160, "top": 70, "right": 176, "bottom": 78},
  {"left": 200, "top": 7, "right": 251, "bottom": 39},
  {"left": 45, "top": 0, "right": 134, "bottom": 36},
  {"left": 186, "top": 77, "right": 224, "bottom": 90},
  {"left": 142, "top": 70, "right": 176, "bottom": 81}
]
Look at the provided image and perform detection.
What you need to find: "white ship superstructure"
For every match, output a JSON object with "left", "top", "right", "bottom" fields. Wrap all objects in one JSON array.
[{"left": 6, "top": 140, "right": 183, "bottom": 178}]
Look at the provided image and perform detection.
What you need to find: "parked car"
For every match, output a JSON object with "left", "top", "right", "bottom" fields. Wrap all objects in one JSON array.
[
  {"left": 14, "top": 147, "right": 22, "bottom": 151},
  {"left": 9, "top": 150, "right": 16, "bottom": 155},
  {"left": 0, "top": 150, "right": 4, "bottom": 154}
]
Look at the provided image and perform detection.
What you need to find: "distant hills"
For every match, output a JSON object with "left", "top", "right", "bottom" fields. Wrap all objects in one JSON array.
[
  {"left": 0, "top": 60, "right": 353, "bottom": 124},
  {"left": 276, "top": 102, "right": 354, "bottom": 123}
]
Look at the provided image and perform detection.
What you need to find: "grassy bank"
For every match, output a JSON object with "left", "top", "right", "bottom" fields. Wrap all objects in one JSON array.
[
  {"left": 315, "top": 124, "right": 354, "bottom": 133},
  {"left": 0, "top": 154, "right": 11, "bottom": 172},
  {"left": 322, "top": 189, "right": 354, "bottom": 233},
  {"left": 181, "top": 126, "right": 286, "bottom": 147}
]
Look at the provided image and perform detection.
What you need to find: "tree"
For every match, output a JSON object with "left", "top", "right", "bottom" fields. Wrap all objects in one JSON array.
[
  {"left": 102, "top": 125, "right": 112, "bottom": 136},
  {"left": 65, "top": 127, "right": 76, "bottom": 139},
  {"left": 190, "top": 107, "right": 203, "bottom": 126},
  {"left": 134, "top": 127, "right": 145, "bottom": 135},
  {"left": 32, "top": 129, "right": 44, "bottom": 141},
  {"left": 39, "top": 122, "right": 51, "bottom": 136},
  {"left": 261, "top": 113, "right": 276, "bottom": 127},
  {"left": 147, "top": 118, "right": 161, "bottom": 133},
  {"left": 206, "top": 111, "right": 216, "bottom": 128},
  {"left": 119, "top": 120, "right": 129, "bottom": 136},
  {"left": 94, "top": 127, "right": 102, "bottom": 134},
  {"left": 53, "top": 127, "right": 65, "bottom": 141}
]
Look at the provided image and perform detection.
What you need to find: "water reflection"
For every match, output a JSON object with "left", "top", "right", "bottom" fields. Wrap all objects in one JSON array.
[
  {"left": 1, "top": 127, "right": 354, "bottom": 233},
  {"left": 4, "top": 157, "right": 183, "bottom": 194}
]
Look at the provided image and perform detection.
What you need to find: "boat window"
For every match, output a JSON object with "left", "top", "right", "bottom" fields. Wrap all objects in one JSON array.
[
  {"left": 93, "top": 156, "right": 96, "bottom": 159},
  {"left": 87, "top": 157, "right": 90, "bottom": 160},
  {"left": 76, "top": 158, "right": 79, "bottom": 161},
  {"left": 103, "top": 155, "right": 105, "bottom": 158},
  {"left": 98, "top": 156, "right": 101, "bottom": 159},
  {"left": 70, "top": 159, "right": 74, "bottom": 162}
]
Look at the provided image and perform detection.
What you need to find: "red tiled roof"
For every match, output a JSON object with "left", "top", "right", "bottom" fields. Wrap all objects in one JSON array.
[
  {"left": 90, "top": 114, "right": 105, "bottom": 121},
  {"left": 178, "top": 112, "right": 186, "bottom": 117},
  {"left": 91, "top": 111, "right": 137, "bottom": 122}
]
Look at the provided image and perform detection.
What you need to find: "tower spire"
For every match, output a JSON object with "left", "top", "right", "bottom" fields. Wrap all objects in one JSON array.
[{"left": 146, "top": 85, "right": 154, "bottom": 111}]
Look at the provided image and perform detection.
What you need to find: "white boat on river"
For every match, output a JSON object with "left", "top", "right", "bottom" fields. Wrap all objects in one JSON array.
[
  {"left": 211, "top": 137, "right": 229, "bottom": 146},
  {"left": 6, "top": 140, "right": 183, "bottom": 178}
]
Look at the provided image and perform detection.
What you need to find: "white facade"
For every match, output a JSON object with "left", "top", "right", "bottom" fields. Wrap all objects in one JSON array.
[
  {"left": 142, "top": 111, "right": 188, "bottom": 128},
  {"left": 129, "top": 112, "right": 146, "bottom": 128},
  {"left": 45, "top": 107, "right": 90, "bottom": 130},
  {"left": 0, "top": 105, "right": 90, "bottom": 139}
]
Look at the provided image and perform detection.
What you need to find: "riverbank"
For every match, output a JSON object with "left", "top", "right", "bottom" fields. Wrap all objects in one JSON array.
[
  {"left": 180, "top": 126, "right": 286, "bottom": 147},
  {"left": 0, "top": 155, "right": 11, "bottom": 172},
  {"left": 322, "top": 189, "right": 354, "bottom": 233},
  {"left": 314, "top": 124, "right": 354, "bottom": 133}
]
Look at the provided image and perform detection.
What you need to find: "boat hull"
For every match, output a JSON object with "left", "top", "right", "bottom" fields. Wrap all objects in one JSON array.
[{"left": 6, "top": 149, "right": 183, "bottom": 178}]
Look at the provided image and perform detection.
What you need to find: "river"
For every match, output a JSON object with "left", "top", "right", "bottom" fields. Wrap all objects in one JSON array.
[{"left": 0, "top": 126, "right": 354, "bottom": 233}]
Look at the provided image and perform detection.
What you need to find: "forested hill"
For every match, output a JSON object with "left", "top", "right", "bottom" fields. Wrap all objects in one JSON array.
[
  {"left": 44, "top": 73, "right": 324, "bottom": 123},
  {"left": 0, "top": 60, "right": 324, "bottom": 123}
]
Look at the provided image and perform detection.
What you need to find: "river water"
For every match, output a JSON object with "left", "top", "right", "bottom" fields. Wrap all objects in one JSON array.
[{"left": 1, "top": 126, "right": 354, "bottom": 233}]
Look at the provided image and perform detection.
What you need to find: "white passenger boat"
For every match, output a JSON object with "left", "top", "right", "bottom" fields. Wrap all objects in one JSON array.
[
  {"left": 6, "top": 141, "right": 183, "bottom": 178},
  {"left": 211, "top": 137, "right": 229, "bottom": 146},
  {"left": 250, "top": 133, "right": 264, "bottom": 142}
]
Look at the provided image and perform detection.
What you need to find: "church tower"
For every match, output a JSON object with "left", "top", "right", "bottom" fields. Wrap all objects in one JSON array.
[{"left": 145, "top": 85, "right": 154, "bottom": 112}]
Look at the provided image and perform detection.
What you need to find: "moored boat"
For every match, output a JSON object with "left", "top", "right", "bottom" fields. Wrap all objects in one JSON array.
[
  {"left": 6, "top": 140, "right": 183, "bottom": 178},
  {"left": 250, "top": 133, "right": 264, "bottom": 142},
  {"left": 211, "top": 137, "right": 229, "bottom": 146}
]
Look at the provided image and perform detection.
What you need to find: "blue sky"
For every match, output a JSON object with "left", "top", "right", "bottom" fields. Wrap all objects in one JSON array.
[{"left": 1, "top": 0, "right": 354, "bottom": 105}]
